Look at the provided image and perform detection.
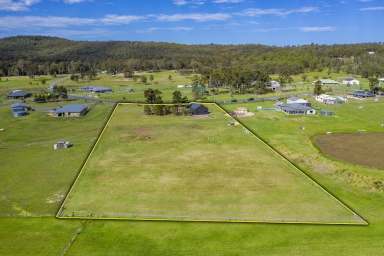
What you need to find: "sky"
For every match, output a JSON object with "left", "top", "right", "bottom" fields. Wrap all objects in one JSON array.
[{"left": 0, "top": 0, "right": 383, "bottom": 45}]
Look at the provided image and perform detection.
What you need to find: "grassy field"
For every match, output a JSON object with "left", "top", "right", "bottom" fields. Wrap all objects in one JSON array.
[
  {"left": 58, "top": 103, "right": 363, "bottom": 224},
  {"left": 0, "top": 100, "right": 113, "bottom": 216},
  {"left": 1, "top": 72, "right": 384, "bottom": 255},
  {"left": 315, "top": 133, "right": 384, "bottom": 170}
]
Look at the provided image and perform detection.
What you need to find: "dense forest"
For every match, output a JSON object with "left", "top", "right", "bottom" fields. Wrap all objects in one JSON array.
[{"left": 0, "top": 36, "right": 383, "bottom": 79}]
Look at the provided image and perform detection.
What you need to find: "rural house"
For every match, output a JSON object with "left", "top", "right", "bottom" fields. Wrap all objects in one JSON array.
[
  {"left": 11, "top": 102, "right": 31, "bottom": 117},
  {"left": 286, "top": 97, "right": 311, "bottom": 106},
  {"left": 7, "top": 90, "right": 32, "bottom": 99},
  {"left": 342, "top": 77, "right": 360, "bottom": 86},
  {"left": 280, "top": 103, "right": 316, "bottom": 115},
  {"left": 189, "top": 103, "right": 209, "bottom": 116},
  {"left": 352, "top": 90, "right": 375, "bottom": 98},
  {"left": 313, "top": 79, "right": 339, "bottom": 86},
  {"left": 49, "top": 104, "right": 89, "bottom": 117},
  {"left": 315, "top": 94, "right": 347, "bottom": 104},
  {"left": 81, "top": 86, "right": 113, "bottom": 93}
]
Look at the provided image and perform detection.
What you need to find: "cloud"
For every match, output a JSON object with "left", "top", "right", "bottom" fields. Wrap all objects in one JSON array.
[
  {"left": 241, "top": 6, "right": 318, "bottom": 17},
  {"left": 173, "top": 0, "right": 243, "bottom": 5},
  {"left": 63, "top": 0, "right": 90, "bottom": 3},
  {"left": 101, "top": 15, "right": 146, "bottom": 25},
  {"left": 360, "top": 6, "right": 384, "bottom": 11},
  {"left": 300, "top": 26, "right": 336, "bottom": 32},
  {"left": 156, "top": 13, "right": 231, "bottom": 22},
  {"left": 138, "top": 26, "right": 193, "bottom": 33},
  {"left": 0, "top": 0, "right": 40, "bottom": 11},
  {"left": 0, "top": 16, "right": 97, "bottom": 28}
]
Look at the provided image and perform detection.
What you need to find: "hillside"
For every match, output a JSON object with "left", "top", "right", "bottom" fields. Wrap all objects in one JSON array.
[{"left": 0, "top": 36, "right": 383, "bottom": 77}]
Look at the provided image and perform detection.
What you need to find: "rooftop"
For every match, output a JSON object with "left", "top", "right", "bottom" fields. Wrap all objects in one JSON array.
[{"left": 54, "top": 104, "right": 88, "bottom": 114}]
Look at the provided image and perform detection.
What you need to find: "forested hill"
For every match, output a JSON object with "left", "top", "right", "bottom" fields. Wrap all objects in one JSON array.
[{"left": 0, "top": 36, "right": 383, "bottom": 77}]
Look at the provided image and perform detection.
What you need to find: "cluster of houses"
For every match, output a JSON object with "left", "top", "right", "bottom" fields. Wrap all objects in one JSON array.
[{"left": 313, "top": 77, "right": 360, "bottom": 86}]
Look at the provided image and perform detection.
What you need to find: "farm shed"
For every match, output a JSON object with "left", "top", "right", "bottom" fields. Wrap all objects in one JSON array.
[
  {"left": 7, "top": 90, "right": 32, "bottom": 99},
  {"left": 50, "top": 104, "right": 89, "bottom": 117},
  {"left": 189, "top": 103, "right": 209, "bottom": 116},
  {"left": 315, "top": 94, "right": 347, "bottom": 105},
  {"left": 54, "top": 140, "right": 73, "bottom": 150},
  {"left": 280, "top": 103, "right": 316, "bottom": 115},
  {"left": 11, "top": 102, "right": 31, "bottom": 117},
  {"left": 81, "top": 86, "right": 112, "bottom": 93}
]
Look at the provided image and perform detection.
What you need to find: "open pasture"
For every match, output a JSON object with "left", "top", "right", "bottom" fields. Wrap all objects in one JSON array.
[{"left": 59, "top": 103, "right": 364, "bottom": 224}]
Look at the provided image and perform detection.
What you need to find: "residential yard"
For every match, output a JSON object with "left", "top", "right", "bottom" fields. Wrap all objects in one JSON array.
[{"left": 0, "top": 101, "right": 113, "bottom": 216}]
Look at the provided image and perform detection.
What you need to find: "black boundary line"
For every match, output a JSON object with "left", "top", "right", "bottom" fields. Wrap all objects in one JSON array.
[{"left": 55, "top": 102, "right": 369, "bottom": 226}]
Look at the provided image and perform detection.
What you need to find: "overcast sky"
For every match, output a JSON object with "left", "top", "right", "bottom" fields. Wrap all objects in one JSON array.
[{"left": 0, "top": 0, "right": 383, "bottom": 45}]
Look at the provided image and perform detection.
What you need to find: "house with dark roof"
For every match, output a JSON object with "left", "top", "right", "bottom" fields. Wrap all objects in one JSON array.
[
  {"left": 353, "top": 90, "right": 375, "bottom": 98},
  {"left": 11, "top": 102, "right": 31, "bottom": 117},
  {"left": 7, "top": 90, "right": 32, "bottom": 99},
  {"left": 189, "top": 103, "right": 209, "bottom": 116},
  {"left": 81, "top": 86, "right": 112, "bottom": 93},
  {"left": 280, "top": 103, "right": 316, "bottom": 115},
  {"left": 49, "top": 104, "right": 88, "bottom": 117}
]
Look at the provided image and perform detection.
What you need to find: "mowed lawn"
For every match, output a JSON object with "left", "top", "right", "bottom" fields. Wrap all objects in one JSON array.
[
  {"left": 0, "top": 101, "right": 113, "bottom": 216},
  {"left": 59, "top": 104, "right": 363, "bottom": 224}
]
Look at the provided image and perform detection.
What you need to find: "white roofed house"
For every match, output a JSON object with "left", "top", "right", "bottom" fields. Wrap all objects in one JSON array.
[
  {"left": 342, "top": 77, "right": 360, "bottom": 86},
  {"left": 313, "top": 79, "right": 340, "bottom": 86},
  {"left": 286, "top": 97, "right": 310, "bottom": 106},
  {"left": 315, "top": 94, "right": 347, "bottom": 105}
]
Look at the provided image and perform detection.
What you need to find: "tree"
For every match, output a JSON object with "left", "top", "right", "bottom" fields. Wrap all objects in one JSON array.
[
  {"left": 314, "top": 80, "right": 323, "bottom": 95},
  {"left": 141, "top": 75, "right": 148, "bottom": 84},
  {"left": 149, "top": 74, "right": 154, "bottom": 82},
  {"left": 301, "top": 74, "right": 308, "bottom": 82},
  {"left": 168, "top": 74, "right": 173, "bottom": 81},
  {"left": 369, "top": 77, "right": 379, "bottom": 92},
  {"left": 144, "top": 88, "right": 163, "bottom": 104},
  {"left": 172, "top": 90, "right": 188, "bottom": 103},
  {"left": 124, "top": 70, "right": 134, "bottom": 78}
]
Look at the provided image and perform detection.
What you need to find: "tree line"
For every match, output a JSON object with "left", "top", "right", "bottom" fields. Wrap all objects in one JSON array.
[{"left": 0, "top": 36, "right": 383, "bottom": 79}]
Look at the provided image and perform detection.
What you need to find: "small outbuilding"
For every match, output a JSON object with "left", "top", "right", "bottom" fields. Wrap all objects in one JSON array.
[
  {"left": 8, "top": 90, "right": 32, "bottom": 99},
  {"left": 266, "top": 80, "right": 281, "bottom": 91},
  {"left": 50, "top": 104, "right": 89, "bottom": 118},
  {"left": 189, "top": 103, "right": 209, "bottom": 116},
  {"left": 54, "top": 140, "right": 73, "bottom": 150},
  {"left": 233, "top": 107, "right": 255, "bottom": 117}
]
